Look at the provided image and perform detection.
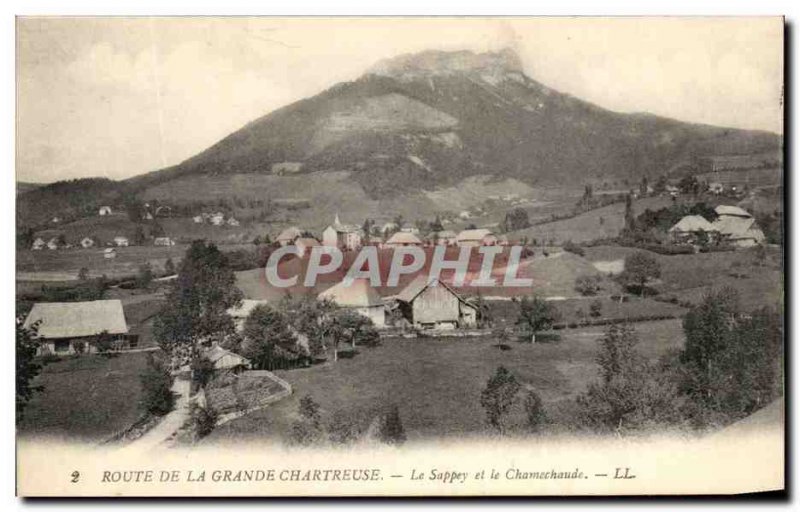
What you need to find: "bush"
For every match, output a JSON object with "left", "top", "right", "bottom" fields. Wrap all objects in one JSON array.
[
  {"left": 139, "top": 354, "right": 175, "bottom": 416},
  {"left": 563, "top": 240, "right": 585, "bottom": 257},
  {"left": 191, "top": 355, "right": 216, "bottom": 390},
  {"left": 190, "top": 403, "right": 218, "bottom": 439},
  {"left": 523, "top": 390, "right": 547, "bottom": 431},
  {"left": 589, "top": 300, "right": 603, "bottom": 318},
  {"left": 575, "top": 275, "right": 602, "bottom": 296},
  {"left": 480, "top": 366, "right": 521, "bottom": 432},
  {"left": 290, "top": 395, "right": 324, "bottom": 446},
  {"left": 328, "top": 409, "right": 363, "bottom": 445}
]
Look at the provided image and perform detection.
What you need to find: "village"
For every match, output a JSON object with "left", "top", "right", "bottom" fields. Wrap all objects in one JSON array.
[{"left": 16, "top": 166, "right": 783, "bottom": 447}]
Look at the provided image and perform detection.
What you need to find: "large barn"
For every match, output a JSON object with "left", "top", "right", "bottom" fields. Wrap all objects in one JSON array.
[
  {"left": 318, "top": 278, "right": 385, "bottom": 327},
  {"left": 23, "top": 300, "right": 131, "bottom": 354},
  {"left": 395, "top": 276, "right": 477, "bottom": 330}
]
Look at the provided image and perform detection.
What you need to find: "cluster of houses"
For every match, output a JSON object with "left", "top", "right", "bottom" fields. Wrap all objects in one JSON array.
[
  {"left": 276, "top": 214, "right": 506, "bottom": 253},
  {"left": 31, "top": 234, "right": 175, "bottom": 251},
  {"left": 192, "top": 211, "right": 240, "bottom": 227},
  {"left": 668, "top": 205, "right": 766, "bottom": 248}
]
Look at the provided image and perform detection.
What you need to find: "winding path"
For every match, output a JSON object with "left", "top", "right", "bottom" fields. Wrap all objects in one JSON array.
[{"left": 116, "top": 377, "right": 192, "bottom": 453}]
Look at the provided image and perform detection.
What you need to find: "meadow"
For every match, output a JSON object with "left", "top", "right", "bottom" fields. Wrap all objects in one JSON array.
[
  {"left": 205, "top": 319, "right": 684, "bottom": 444},
  {"left": 17, "top": 352, "right": 150, "bottom": 442}
]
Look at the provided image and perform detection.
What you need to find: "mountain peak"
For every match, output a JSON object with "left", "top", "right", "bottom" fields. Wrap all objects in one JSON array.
[{"left": 366, "top": 48, "right": 524, "bottom": 80}]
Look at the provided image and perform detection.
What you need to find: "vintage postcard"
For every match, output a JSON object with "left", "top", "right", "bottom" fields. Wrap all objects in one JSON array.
[{"left": 15, "top": 16, "right": 784, "bottom": 497}]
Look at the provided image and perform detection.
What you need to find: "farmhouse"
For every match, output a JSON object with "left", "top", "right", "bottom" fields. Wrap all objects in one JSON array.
[
  {"left": 322, "top": 214, "right": 362, "bottom": 251},
  {"left": 276, "top": 226, "right": 302, "bottom": 246},
  {"left": 98, "top": 206, "right": 112, "bottom": 216},
  {"left": 385, "top": 231, "right": 423, "bottom": 247},
  {"left": 193, "top": 215, "right": 204, "bottom": 224},
  {"left": 113, "top": 236, "right": 129, "bottom": 247},
  {"left": 227, "top": 217, "right": 240, "bottom": 227},
  {"left": 31, "top": 238, "right": 45, "bottom": 250},
  {"left": 712, "top": 205, "right": 765, "bottom": 248},
  {"left": 103, "top": 248, "right": 117, "bottom": 259},
  {"left": 47, "top": 238, "right": 59, "bottom": 250},
  {"left": 318, "top": 278, "right": 385, "bottom": 327},
  {"left": 23, "top": 300, "right": 131, "bottom": 355},
  {"left": 709, "top": 182, "right": 725, "bottom": 195},
  {"left": 205, "top": 345, "right": 251, "bottom": 372},
  {"left": 456, "top": 228, "right": 497, "bottom": 247},
  {"left": 395, "top": 275, "right": 477, "bottom": 329},
  {"left": 294, "top": 237, "right": 320, "bottom": 257},
  {"left": 154, "top": 237, "right": 175, "bottom": 246},
  {"left": 668, "top": 215, "right": 720, "bottom": 244},
  {"left": 210, "top": 212, "right": 225, "bottom": 226},
  {"left": 380, "top": 222, "right": 398, "bottom": 236},
  {"left": 80, "top": 237, "right": 95, "bottom": 249}
]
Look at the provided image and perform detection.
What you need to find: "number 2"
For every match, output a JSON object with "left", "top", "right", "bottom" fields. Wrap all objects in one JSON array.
[{"left": 71, "top": 471, "right": 80, "bottom": 483}]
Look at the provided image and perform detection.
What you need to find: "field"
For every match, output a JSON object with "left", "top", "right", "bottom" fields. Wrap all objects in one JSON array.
[
  {"left": 583, "top": 245, "right": 783, "bottom": 310},
  {"left": 508, "top": 196, "right": 674, "bottom": 244},
  {"left": 205, "top": 319, "right": 684, "bottom": 444},
  {"left": 17, "top": 352, "right": 150, "bottom": 442}
]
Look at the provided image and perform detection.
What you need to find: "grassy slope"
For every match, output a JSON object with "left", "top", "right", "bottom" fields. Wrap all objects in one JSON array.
[
  {"left": 17, "top": 352, "right": 150, "bottom": 442},
  {"left": 205, "top": 319, "right": 684, "bottom": 443},
  {"left": 584, "top": 245, "right": 783, "bottom": 310}
]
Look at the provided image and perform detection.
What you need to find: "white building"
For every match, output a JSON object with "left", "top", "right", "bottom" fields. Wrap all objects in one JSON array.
[{"left": 322, "top": 214, "right": 362, "bottom": 250}]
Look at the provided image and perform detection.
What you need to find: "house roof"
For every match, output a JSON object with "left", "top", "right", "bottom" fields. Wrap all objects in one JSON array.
[
  {"left": 395, "top": 275, "right": 476, "bottom": 309},
  {"left": 715, "top": 205, "right": 752, "bottom": 218},
  {"left": 227, "top": 299, "right": 268, "bottom": 319},
  {"left": 713, "top": 216, "right": 765, "bottom": 241},
  {"left": 385, "top": 232, "right": 423, "bottom": 245},
  {"left": 669, "top": 215, "right": 719, "bottom": 233},
  {"left": 295, "top": 237, "right": 320, "bottom": 247},
  {"left": 23, "top": 300, "right": 128, "bottom": 339},
  {"left": 456, "top": 228, "right": 494, "bottom": 242},
  {"left": 205, "top": 345, "right": 250, "bottom": 367},
  {"left": 318, "top": 278, "right": 383, "bottom": 307},
  {"left": 276, "top": 226, "right": 302, "bottom": 242}
]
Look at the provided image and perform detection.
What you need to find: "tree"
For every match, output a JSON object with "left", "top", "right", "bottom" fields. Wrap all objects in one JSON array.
[
  {"left": 279, "top": 295, "right": 335, "bottom": 359},
  {"left": 501, "top": 208, "right": 530, "bottom": 233},
  {"left": 164, "top": 257, "right": 176, "bottom": 275},
  {"left": 240, "top": 304, "right": 304, "bottom": 369},
  {"left": 133, "top": 225, "right": 146, "bottom": 246},
  {"left": 136, "top": 262, "right": 153, "bottom": 289},
  {"left": 362, "top": 219, "right": 373, "bottom": 244},
  {"left": 480, "top": 366, "right": 520, "bottom": 433},
  {"left": 430, "top": 215, "right": 444, "bottom": 232},
  {"left": 139, "top": 353, "right": 174, "bottom": 416},
  {"left": 589, "top": 299, "right": 603, "bottom": 318},
  {"left": 680, "top": 289, "right": 741, "bottom": 402},
  {"left": 639, "top": 177, "right": 649, "bottom": 197},
  {"left": 523, "top": 390, "right": 547, "bottom": 432},
  {"left": 191, "top": 354, "right": 216, "bottom": 389},
  {"left": 153, "top": 241, "right": 242, "bottom": 364},
  {"left": 620, "top": 251, "right": 661, "bottom": 297},
  {"left": 189, "top": 403, "right": 218, "bottom": 439},
  {"left": 16, "top": 318, "right": 42, "bottom": 423},
  {"left": 378, "top": 404, "right": 407, "bottom": 445},
  {"left": 94, "top": 330, "right": 114, "bottom": 355},
  {"left": 623, "top": 194, "right": 635, "bottom": 232},
  {"left": 78, "top": 267, "right": 90, "bottom": 281},
  {"left": 516, "top": 295, "right": 561, "bottom": 342},
  {"left": 576, "top": 324, "right": 676, "bottom": 432}
]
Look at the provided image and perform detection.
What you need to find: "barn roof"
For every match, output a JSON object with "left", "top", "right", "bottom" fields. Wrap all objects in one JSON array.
[
  {"left": 395, "top": 275, "right": 476, "bottom": 308},
  {"left": 669, "top": 215, "right": 719, "bottom": 233},
  {"left": 385, "top": 232, "right": 423, "bottom": 245},
  {"left": 715, "top": 205, "right": 752, "bottom": 218},
  {"left": 23, "top": 300, "right": 128, "bottom": 339},
  {"left": 713, "top": 216, "right": 765, "bottom": 241},
  {"left": 227, "top": 299, "right": 268, "bottom": 319},
  {"left": 318, "top": 278, "right": 383, "bottom": 307},
  {"left": 456, "top": 228, "right": 494, "bottom": 242},
  {"left": 205, "top": 345, "right": 250, "bottom": 368}
]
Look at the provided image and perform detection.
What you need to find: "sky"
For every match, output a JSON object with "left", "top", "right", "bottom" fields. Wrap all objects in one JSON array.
[{"left": 16, "top": 17, "right": 784, "bottom": 183}]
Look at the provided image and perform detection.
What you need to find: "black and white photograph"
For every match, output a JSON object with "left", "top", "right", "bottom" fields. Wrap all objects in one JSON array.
[{"left": 13, "top": 16, "right": 785, "bottom": 497}]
